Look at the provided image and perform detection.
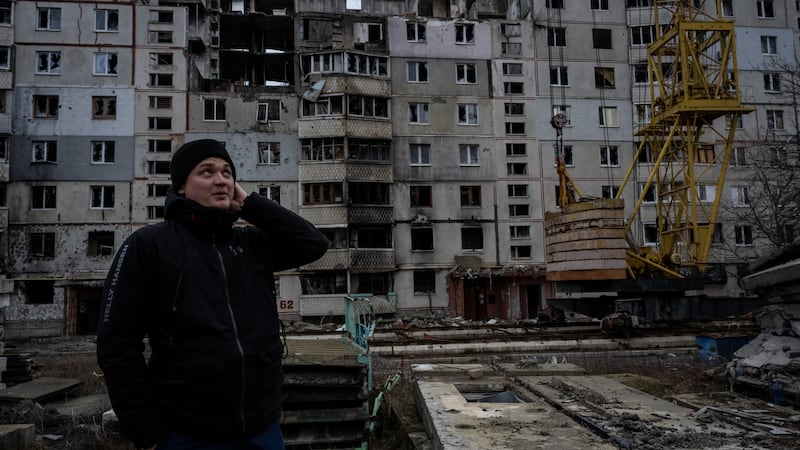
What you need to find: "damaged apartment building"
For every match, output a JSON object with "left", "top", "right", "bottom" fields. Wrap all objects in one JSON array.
[{"left": 1, "top": 0, "right": 798, "bottom": 337}]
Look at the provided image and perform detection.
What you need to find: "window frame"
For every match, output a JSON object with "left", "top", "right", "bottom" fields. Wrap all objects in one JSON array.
[
  {"left": 91, "top": 141, "right": 116, "bottom": 164},
  {"left": 409, "top": 143, "right": 431, "bottom": 167},
  {"left": 457, "top": 103, "right": 478, "bottom": 125},
  {"left": 599, "top": 146, "right": 619, "bottom": 167},
  {"left": 92, "top": 96, "right": 117, "bottom": 119},
  {"left": 31, "top": 185, "right": 57, "bottom": 210},
  {"left": 599, "top": 106, "right": 619, "bottom": 127},
  {"left": 455, "top": 23, "right": 475, "bottom": 44},
  {"left": 94, "top": 9, "right": 119, "bottom": 32},
  {"left": 32, "top": 140, "right": 58, "bottom": 163},
  {"left": 409, "top": 102, "right": 430, "bottom": 124},
  {"left": 94, "top": 52, "right": 118, "bottom": 76},
  {"left": 35, "top": 51, "right": 61, "bottom": 74},
  {"left": 460, "top": 185, "right": 482, "bottom": 207},
  {"left": 36, "top": 7, "right": 61, "bottom": 31},
  {"left": 455, "top": 63, "right": 477, "bottom": 84},
  {"left": 204, "top": 98, "right": 226, "bottom": 121},
  {"left": 257, "top": 142, "right": 281, "bottom": 165},
  {"left": 90, "top": 185, "right": 115, "bottom": 209},
  {"left": 459, "top": 144, "right": 480, "bottom": 166}
]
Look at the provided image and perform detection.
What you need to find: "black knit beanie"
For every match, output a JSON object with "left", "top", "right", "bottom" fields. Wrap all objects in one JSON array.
[{"left": 170, "top": 139, "right": 236, "bottom": 191}]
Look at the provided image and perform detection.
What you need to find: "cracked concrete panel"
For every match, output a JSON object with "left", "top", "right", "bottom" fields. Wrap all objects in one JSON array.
[{"left": 414, "top": 380, "right": 615, "bottom": 450}]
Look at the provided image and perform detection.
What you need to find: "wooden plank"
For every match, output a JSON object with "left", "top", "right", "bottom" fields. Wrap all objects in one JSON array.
[
  {"left": 547, "top": 239, "right": 629, "bottom": 253},
  {"left": 0, "top": 377, "right": 82, "bottom": 403},
  {"left": 547, "top": 259, "right": 628, "bottom": 272},
  {"left": 545, "top": 219, "right": 625, "bottom": 235},
  {"left": 545, "top": 209, "right": 625, "bottom": 228},
  {"left": 546, "top": 268, "right": 628, "bottom": 281},
  {"left": 547, "top": 249, "right": 627, "bottom": 263},
  {"left": 546, "top": 228, "right": 627, "bottom": 244}
]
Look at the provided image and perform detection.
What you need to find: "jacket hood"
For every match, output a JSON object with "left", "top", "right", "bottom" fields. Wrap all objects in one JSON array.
[{"left": 164, "top": 187, "right": 239, "bottom": 237}]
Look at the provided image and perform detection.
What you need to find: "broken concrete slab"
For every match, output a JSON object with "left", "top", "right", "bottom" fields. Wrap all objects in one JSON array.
[
  {"left": 0, "top": 424, "right": 36, "bottom": 450},
  {"left": 414, "top": 380, "right": 616, "bottom": 450},
  {"left": 49, "top": 394, "right": 110, "bottom": 418},
  {"left": 411, "top": 362, "right": 586, "bottom": 381},
  {"left": 0, "top": 377, "right": 82, "bottom": 404}
]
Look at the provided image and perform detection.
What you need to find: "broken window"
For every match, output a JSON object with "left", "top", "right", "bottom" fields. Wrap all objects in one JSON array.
[
  {"left": 505, "top": 103, "right": 524, "bottom": 116},
  {"left": 302, "top": 19, "right": 336, "bottom": 43},
  {"left": 32, "top": 141, "right": 57, "bottom": 163},
  {"left": 407, "top": 61, "right": 428, "bottom": 82},
  {"left": 90, "top": 185, "right": 115, "bottom": 209},
  {"left": 594, "top": 67, "right": 615, "bottom": 88},
  {"left": 410, "top": 185, "right": 432, "bottom": 207},
  {"left": 460, "top": 185, "right": 481, "bottom": 207},
  {"left": 507, "top": 162, "right": 527, "bottom": 175},
  {"left": 346, "top": 53, "right": 388, "bottom": 76},
  {"left": 301, "top": 271, "right": 347, "bottom": 295},
  {"left": 503, "top": 63, "right": 523, "bottom": 76},
  {"left": 93, "top": 96, "right": 116, "bottom": 119},
  {"left": 456, "top": 64, "right": 476, "bottom": 84},
  {"left": 547, "top": 27, "right": 566, "bottom": 47},
  {"left": 94, "top": 53, "right": 118, "bottom": 75},
  {"left": 37, "top": 7, "right": 61, "bottom": 30},
  {"left": 301, "top": 137, "right": 345, "bottom": 161},
  {"left": 731, "top": 186, "right": 749, "bottom": 207},
  {"left": 411, "top": 228, "right": 434, "bottom": 251},
  {"left": 353, "top": 22, "right": 383, "bottom": 43},
  {"left": 343, "top": 140, "right": 387, "bottom": 162},
  {"left": 349, "top": 182, "right": 390, "bottom": 205},
  {"left": 147, "top": 183, "right": 169, "bottom": 197},
  {"left": 0, "top": 2, "right": 10, "bottom": 24},
  {"left": 257, "top": 142, "right": 280, "bottom": 165},
  {"left": 23, "top": 280, "right": 55, "bottom": 303},
  {"left": 259, "top": 185, "right": 281, "bottom": 204},
  {"left": 766, "top": 110, "right": 784, "bottom": 129},
  {"left": 504, "top": 82, "right": 524, "bottom": 95},
  {"left": 502, "top": 23, "right": 521, "bottom": 37},
  {"left": 147, "top": 160, "right": 171, "bottom": 174},
  {"left": 151, "top": 53, "right": 173, "bottom": 66},
  {"left": 148, "top": 31, "right": 173, "bottom": 44},
  {"left": 33, "top": 95, "right": 59, "bottom": 118},
  {"left": 257, "top": 99, "right": 281, "bottom": 123},
  {"left": 592, "top": 28, "right": 611, "bottom": 49},
  {"left": 95, "top": 9, "right": 118, "bottom": 32},
  {"left": 204, "top": 98, "right": 226, "bottom": 121},
  {"left": 91, "top": 141, "right": 115, "bottom": 163},
  {"left": 148, "top": 117, "right": 172, "bottom": 130},
  {"left": 302, "top": 95, "right": 343, "bottom": 116},
  {"left": 347, "top": 95, "right": 388, "bottom": 118},
  {"left": 458, "top": 104, "right": 478, "bottom": 125},
  {"left": 510, "top": 225, "right": 530, "bottom": 239},
  {"left": 147, "top": 205, "right": 165, "bottom": 219},
  {"left": 305, "top": 53, "right": 342, "bottom": 74},
  {"left": 599, "top": 106, "right": 618, "bottom": 127},
  {"left": 554, "top": 145, "right": 574, "bottom": 166},
  {"left": 150, "top": 10, "right": 173, "bottom": 23},
  {"left": 461, "top": 227, "right": 484, "bottom": 251},
  {"left": 600, "top": 146, "right": 619, "bottom": 167},
  {"left": 149, "top": 73, "right": 173, "bottom": 87},
  {"left": 0, "top": 135, "right": 9, "bottom": 161},
  {"left": 407, "top": 22, "right": 426, "bottom": 41},
  {"left": 502, "top": 42, "right": 522, "bottom": 55},
  {"left": 148, "top": 139, "right": 171, "bottom": 153},
  {"left": 352, "top": 227, "right": 392, "bottom": 248},
  {"left": 455, "top": 23, "right": 474, "bottom": 44},
  {"left": 409, "top": 102, "right": 429, "bottom": 124},
  {"left": 511, "top": 246, "right": 532, "bottom": 259},
  {"left": 631, "top": 25, "right": 655, "bottom": 46},
  {"left": 409, "top": 144, "right": 430, "bottom": 166},
  {"left": 32, "top": 185, "right": 56, "bottom": 209},
  {"left": 506, "top": 143, "right": 526, "bottom": 156},
  {"left": 0, "top": 46, "right": 10, "bottom": 69},
  {"left": 413, "top": 270, "right": 435, "bottom": 293},
  {"left": 509, "top": 204, "right": 530, "bottom": 217},
  {"left": 320, "top": 228, "right": 347, "bottom": 249},
  {"left": 550, "top": 66, "right": 568, "bottom": 86},
  {"left": 601, "top": 185, "right": 620, "bottom": 199},
  {"left": 505, "top": 122, "right": 525, "bottom": 135},
  {"left": 87, "top": 231, "right": 115, "bottom": 256},
  {"left": 735, "top": 225, "right": 753, "bottom": 246}
]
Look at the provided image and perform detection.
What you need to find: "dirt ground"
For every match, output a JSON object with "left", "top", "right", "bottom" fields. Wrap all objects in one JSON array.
[{"left": 3, "top": 336, "right": 797, "bottom": 449}]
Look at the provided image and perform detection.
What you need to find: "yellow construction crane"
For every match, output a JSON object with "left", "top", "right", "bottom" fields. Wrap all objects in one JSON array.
[{"left": 546, "top": 1, "right": 755, "bottom": 320}]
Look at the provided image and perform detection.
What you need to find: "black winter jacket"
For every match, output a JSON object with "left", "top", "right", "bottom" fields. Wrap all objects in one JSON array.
[{"left": 96, "top": 191, "right": 328, "bottom": 449}]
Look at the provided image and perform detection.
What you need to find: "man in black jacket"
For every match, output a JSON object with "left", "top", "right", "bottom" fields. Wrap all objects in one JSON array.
[{"left": 97, "top": 139, "right": 329, "bottom": 449}]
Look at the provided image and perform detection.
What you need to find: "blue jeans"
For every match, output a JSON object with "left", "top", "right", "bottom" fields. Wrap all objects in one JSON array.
[{"left": 155, "top": 420, "right": 285, "bottom": 450}]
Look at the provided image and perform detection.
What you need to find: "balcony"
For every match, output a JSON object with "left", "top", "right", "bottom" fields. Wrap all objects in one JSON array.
[
  {"left": 349, "top": 249, "right": 395, "bottom": 271},
  {"left": 303, "top": 249, "right": 348, "bottom": 271},
  {"left": 349, "top": 205, "right": 393, "bottom": 224}
]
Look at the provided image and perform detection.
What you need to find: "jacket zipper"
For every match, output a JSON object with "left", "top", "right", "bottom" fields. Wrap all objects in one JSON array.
[
  {"left": 213, "top": 234, "right": 247, "bottom": 434},
  {"left": 168, "top": 273, "right": 185, "bottom": 342}
]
